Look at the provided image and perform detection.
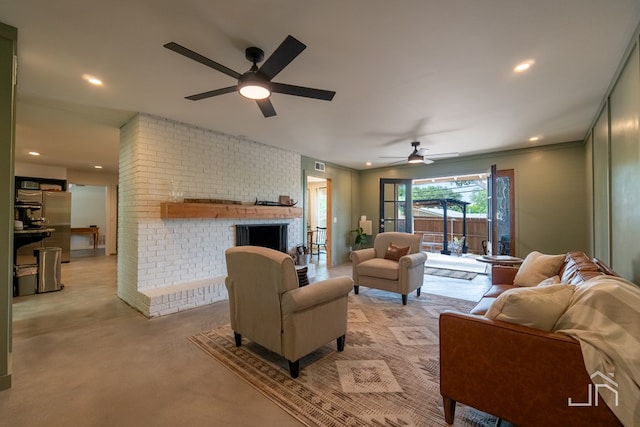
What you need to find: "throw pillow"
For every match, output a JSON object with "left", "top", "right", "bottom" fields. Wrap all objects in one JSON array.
[
  {"left": 513, "top": 251, "right": 566, "bottom": 287},
  {"left": 384, "top": 243, "right": 411, "bottom": 261},
  {"left": 486, "top": 284, "right": 576, "bottom": 331}
]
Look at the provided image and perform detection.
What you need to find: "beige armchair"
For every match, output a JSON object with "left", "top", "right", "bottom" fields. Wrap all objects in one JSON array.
[
  {"left": 224, "top": 246, "right": 353, "bottom": 378},
  {"left": 351, "top": 232, "right": 428, "bottom": 305}
]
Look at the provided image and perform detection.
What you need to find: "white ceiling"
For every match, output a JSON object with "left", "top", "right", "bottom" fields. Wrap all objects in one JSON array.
[{"left": 3, "top": 0, "right": 640, "bottom": 174}]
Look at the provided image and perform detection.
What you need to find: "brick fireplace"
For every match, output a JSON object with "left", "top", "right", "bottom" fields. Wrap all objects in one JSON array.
[{"left": 118, "top": 113, "right": 302, "bottom": 317}]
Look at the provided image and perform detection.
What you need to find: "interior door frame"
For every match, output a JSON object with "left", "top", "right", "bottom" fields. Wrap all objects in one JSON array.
[
  {"left": 325, "top": 178, "right": 332, "bottom": 265},
  {"left": 305, "top": 174, "right": 332, "bottom": 266}
]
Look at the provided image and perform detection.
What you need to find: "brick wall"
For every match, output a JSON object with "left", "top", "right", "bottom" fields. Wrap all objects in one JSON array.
[{"left": 118, "top": 114, "right": 302, "bottom": 317}]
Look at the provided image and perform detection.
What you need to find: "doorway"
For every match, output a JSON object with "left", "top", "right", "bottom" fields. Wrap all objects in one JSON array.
[
  {"left": 306, "top": 176, "right": 332, "bottom": 267},
  {"left": 412, "top": 174, "right": 488, "bottom": 255},
  {"left": 68, "top": 184, "right": 108, "bottom": 258}
]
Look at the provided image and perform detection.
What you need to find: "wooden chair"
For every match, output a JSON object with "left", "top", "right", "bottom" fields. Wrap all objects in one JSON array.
[{"left": 311, "top": 227, "right": 327, "bottom": 258}]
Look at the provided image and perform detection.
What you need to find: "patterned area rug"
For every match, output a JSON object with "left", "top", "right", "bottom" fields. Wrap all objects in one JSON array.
[
  {"left": 425, "top": 267, "right": 478, "bottom": 280},
  {"left": 189, "top": 289, "right": 498, "bottom": 426}
]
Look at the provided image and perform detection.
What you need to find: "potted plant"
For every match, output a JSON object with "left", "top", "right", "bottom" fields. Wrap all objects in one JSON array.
[{"left": 351, "top": 227, "right": 368, "bottom": 250}]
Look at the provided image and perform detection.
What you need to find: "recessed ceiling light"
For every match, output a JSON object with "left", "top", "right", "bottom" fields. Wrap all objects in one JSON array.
[
  {"left": 514, "top": 59, "right": 535, "bottom": 73},
  {"left": 82, "top": 73, "right": 103, "bottom": 86},
  {"left": 28, "top": 151, "right": 40, "bottom": 156},
  {"left": 94, "top": 165, "right": 103, "bottom": 169},
  {"left": 529, "top": 135, "right": 541, "bottom": 142},
  {"left": 365, "top": 162, "right": 372, "bottom": 166}
]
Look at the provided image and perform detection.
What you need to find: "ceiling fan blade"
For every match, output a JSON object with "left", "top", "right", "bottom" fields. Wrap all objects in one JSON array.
[
  {"left": 425, "top": 152, "right": 459, "bottom": 159},
  {"left": 256, "top": 99, "right": 277, "bottom": 118},
  {"left": 271, "top": 82, "right": 335, "bottom": 101},
  {"left": 185, "top": 86, "right": 237, "bottom": 101},
  {"left": 164, "top": 42, "right": 241, "bottom": 80},
  {"left": 258, "top": 35, "right": 306, "bottom": 80}
]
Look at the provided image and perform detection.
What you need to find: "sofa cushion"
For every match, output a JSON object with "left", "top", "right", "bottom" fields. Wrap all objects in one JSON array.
[
  {"left": 483, "top": 284, "right": 516, "bottom": 298},
  {"left": 513, "top": 251, "right": 566, "bottom": 287},
  {"left": 384, "top": 243, "right": 411, "bottom": 261},
  {"left": 469, "top": 297, "right": 497, "bottom": 315},
  {"left": 485, "top": 284, "right": 576, "bottom": 331},
  {"left": 356, "top": 258, "right": 399, "bottom": 280}
]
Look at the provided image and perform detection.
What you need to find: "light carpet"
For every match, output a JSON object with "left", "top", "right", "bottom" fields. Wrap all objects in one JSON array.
[
  {"left": 189, "top": 289, "right": 497, "bottom": 426},
  {"left": 425, "top": 267, "right": 478, "bottom": 280}
]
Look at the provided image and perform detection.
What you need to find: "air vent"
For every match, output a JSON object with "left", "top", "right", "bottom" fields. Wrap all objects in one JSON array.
[{"left": 314, "top": 161, "right": 325, "bottom": 172}]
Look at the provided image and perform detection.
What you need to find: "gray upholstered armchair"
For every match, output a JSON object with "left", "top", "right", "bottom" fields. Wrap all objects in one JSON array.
[
  {"left": 224, "top": 246, "right": 353, "bottom": 378},
  {"left": 351, "top": 232, "right": 428, "bottom": 304}
]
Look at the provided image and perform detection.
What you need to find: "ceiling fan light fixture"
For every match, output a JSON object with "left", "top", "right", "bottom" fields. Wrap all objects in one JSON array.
[
  {"left": 238, "top": 72, "right": 271, "bottom": 100},
  {"left": 407, "top": 141, "right": 424, "bottom": 163},
  {"left": 408, "top": 152, "right": 424, "bottom": 163}
]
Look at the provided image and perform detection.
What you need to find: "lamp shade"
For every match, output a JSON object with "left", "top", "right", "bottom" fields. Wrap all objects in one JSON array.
[{"left": 359, "top": 220, "right": 372, "bottom": 235}]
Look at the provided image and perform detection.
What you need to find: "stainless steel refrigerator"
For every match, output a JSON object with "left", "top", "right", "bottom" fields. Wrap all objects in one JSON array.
[{"left": 16, "top": 190, "right": 72, "bottom": 264}]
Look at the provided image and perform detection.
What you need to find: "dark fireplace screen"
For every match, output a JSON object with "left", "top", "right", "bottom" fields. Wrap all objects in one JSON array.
[{"left": 236, "top": 224, "right": 288, "bottom": 253}]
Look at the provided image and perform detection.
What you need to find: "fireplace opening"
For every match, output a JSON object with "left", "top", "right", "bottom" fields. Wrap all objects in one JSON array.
[{"left": 236, "top": 224, "right": 288, "bottom": 253}]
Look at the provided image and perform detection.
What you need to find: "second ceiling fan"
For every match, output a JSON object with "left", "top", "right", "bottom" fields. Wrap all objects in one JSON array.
[
  {"left": 381, "top": 141, "right": 459, "bottom": 165},
  {"left": 164, "top": 35, "right": 335, "bottom": 118}
]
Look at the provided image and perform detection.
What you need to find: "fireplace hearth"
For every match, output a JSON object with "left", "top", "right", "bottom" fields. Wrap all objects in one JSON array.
[{"left": 236, "top": 224, "right": 288, "bottom": 253}]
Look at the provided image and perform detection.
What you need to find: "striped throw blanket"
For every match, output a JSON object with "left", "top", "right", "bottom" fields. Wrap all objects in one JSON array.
[{"left": 554, "top": 275, "right": 640, "bottom": 427}]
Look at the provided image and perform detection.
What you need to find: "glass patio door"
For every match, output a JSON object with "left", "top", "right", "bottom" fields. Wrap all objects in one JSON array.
[
  {"left": 379, "top": 179, "right": 413, "bottom": 233},
  {"left": 487, "top": 165, "right": 515, "bottom": 255}
]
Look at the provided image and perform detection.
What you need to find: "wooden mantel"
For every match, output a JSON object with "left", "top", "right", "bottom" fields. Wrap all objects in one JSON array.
[{"left": 160, "top": 202, "right": 303, "bottom": 219}]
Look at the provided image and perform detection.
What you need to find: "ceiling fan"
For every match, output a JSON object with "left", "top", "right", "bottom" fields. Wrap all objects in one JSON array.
[
  {"left": 164, "top": 35, "right": 336, "bottom": 118},
  {"left": 380, "top": 141, "right": 459, "bottom": 165}
]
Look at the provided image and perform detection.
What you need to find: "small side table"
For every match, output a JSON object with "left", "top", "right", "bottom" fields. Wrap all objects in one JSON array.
[
  {"left": 476, "top": 255, "right": 523, "bottom": 275},
  {"left": 476, "top": 255, "right": 524, "bottom": 267},
  {"left": 71, "top": 227, "right": 100, "bottom": 249}
]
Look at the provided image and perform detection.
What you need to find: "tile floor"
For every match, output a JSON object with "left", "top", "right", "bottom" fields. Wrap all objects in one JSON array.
[{"left": 1, "top": 250, "right": 491, "bottom": 426}]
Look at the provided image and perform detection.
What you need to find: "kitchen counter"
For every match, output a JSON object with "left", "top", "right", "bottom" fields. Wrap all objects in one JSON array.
[
  {"left": 14, "top": 228, "right": 54, "bottom": 250},
  {"left": 14, "top": 228, "right": 55, "bottom": 235}
]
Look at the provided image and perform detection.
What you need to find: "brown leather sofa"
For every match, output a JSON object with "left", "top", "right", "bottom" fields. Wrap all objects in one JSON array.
[{"left": 439, "top": 251, "right": 622, "bottom": 426}]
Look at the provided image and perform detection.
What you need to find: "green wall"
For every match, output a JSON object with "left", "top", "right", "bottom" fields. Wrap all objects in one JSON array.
[
  {"left": 303, "top": 140, "right": 590, "bottom": 263},
  {"left": 593, "top": 32, "right": 640, "bottom": 283},
  {"left": 356, "top": 142, "right": 590, "bottom": 258},
  {"left": 0, "top": 22, "right": 17, "bottom": 391}
]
